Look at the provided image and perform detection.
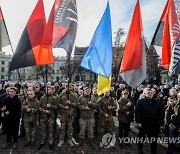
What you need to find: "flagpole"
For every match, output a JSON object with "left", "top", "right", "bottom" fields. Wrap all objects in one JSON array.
[
  {"left": 0, "top": 7, "right": 24, "bottom": 84},
  {"left": 45, "top": 64, "right": 49, "bottom": 117},
  {"left": 2, "top": 9, "right": 27, "bottom": 136},
  {"left": 67, "top": 53, "right": 71, "bottom": 100}
]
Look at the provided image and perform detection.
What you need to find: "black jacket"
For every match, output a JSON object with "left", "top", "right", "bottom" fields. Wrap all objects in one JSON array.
[
  {"left": 135, "top": 97, "right": 164, "bottom": 134},
  {"left": 4, "top": 95, "right": 21, "bottom": 120}
]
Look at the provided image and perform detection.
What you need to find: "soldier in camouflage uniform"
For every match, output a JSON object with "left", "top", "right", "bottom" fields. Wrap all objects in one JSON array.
[
  {"left": 97, "top": 91, "right": 117, "bottom": 147},
  {"left": 22, "top": 90, "right": 39, "bottom": 147},
  {"left": 18, "top": 88, "right": 28, "bottom": 138},
  {"left": 57, "top": 84, "right": 77, "bottom": 148},
  {"left": 78, "top": 87, "right": 97, "bottom": 148},
  {"left": 37, "top": 86, "right": 57, "bottom": 151},
  {"left": 51, "top": 85, "right": 59, "bottom": 138},
  {"left": 91, "top": 88, "right": 99, "bottom": 136}
]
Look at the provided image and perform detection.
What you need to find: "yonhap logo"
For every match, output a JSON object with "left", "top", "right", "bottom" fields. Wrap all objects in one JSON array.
[{"left": 102, "top": 133, "right": 116, "bottom": 148}]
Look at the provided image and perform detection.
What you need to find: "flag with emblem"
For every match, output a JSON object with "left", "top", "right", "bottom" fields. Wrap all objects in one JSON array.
[
  {"left": 151, "top": 0, "right": 180, "bottom": 70},
  {"left": 41, "top": 0, "right": 78, "bottom": 55}
]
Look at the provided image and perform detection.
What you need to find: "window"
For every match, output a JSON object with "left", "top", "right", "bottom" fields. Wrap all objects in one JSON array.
[
  {"left": 90, "top": 75, "right": 92, "bottom": 81},
  {"left": 1, "top": 68, "right": 4, "bottom": 72},
  {"left": 1, "top": 75, "right": 4, "bottom": 80},
  {"left": 1, "top": 61, "right": 5, "bottom": 65},
  {"left": 81, "top": 75, "right": 85, "bottom": 81},
  {"left": 52, "top": 70, "right": 54, "bottom": 73}
]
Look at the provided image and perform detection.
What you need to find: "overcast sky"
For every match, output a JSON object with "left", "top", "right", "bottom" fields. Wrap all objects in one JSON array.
[{"left": 0, "top": 0, "right": 167, "bottom": 56}]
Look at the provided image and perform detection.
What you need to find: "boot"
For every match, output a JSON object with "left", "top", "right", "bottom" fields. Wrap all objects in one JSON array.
[
  {"left": 78, "top": 138, "right": 84, "bottom": 146},
  {"left": 138, "top": 148, "right": 144, "bottom": 154},
  {"left": 99, "top": 141, "right": 103, "bottom": 148},
  {"left": 31, "top": 141, "right": 35, "bottom": 147},
  {"left": 89, "top": 139, "right": 96, "bottom": 149},
  {"left": 24, "top": 141, "right": 31, "bottom": 147},
  {"left": 68, "top": 139, "right": 74, "bottom": 148},
  {"left": 57, "top": 140, "right": 64, "bottom": 148},
  {"left": 12, "top": 143, "right": 17, "bottom": 149},
  {"left": 49, "top": 144, "right": 54, "bottom": 151},
  {"left": 37, "top": 143, "right": 45, "bottom": 151}
]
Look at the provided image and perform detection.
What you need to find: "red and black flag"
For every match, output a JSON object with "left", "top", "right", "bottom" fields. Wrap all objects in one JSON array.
[
  {"left": 9, "top": 0, "right": 55, "bottom": 71},
  {"left": 41, "top": 0, "right": 78, "bottom": 55},
  {"left": 0, "top": 7, "right": 10, "bottom": 51},
  {"left": 151, "top": 0, "right": 180, "bottom": 69}
]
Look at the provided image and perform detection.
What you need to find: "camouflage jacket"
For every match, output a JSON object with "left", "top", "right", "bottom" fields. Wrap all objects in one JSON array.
[
  {"left": 39, "top": 94, "right": 57, "bottom": 119},
  {"left": 22, "top": 98, "right": 39, "bottom": 123},
  {"left": 98, "top": 96, "right": 117, "bottom": 120},
  {"left": 118, "top": 97, "right": 134, "bottom": 123},
  {"left": 78, "top": 95, "right": 97, "bottom": 119},
  {"left": 57, "top": 91, "right": 77, "bottom": 116},
  {"left": 165, "top": 100, "right": 180, "bottom": 129},
  {"left": 19, "top": 93, "right": 28, "bottom": 104},
  {"left": 174, "top": 101, "right": 180, "bottom": 129},
  {"left": 91, "top": 95, "right": 99, "bottom": 112}
]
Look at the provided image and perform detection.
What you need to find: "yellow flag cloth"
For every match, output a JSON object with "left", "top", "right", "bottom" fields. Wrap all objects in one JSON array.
[{"left": 97, "top": 75, "right": 111, "bottom": 96}]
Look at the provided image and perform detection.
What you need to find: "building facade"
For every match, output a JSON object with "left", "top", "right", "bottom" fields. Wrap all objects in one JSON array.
[
  {"left": 0, "top": 52, "right": 67, "bottom": 82},
  {"left": 73, "top": 46, "right": 96, "bottom": 82},
  {"left": 146, "top": 45, "right": 159, "bottom": 83}
]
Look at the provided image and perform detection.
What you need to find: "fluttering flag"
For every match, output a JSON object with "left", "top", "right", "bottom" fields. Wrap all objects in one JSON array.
[
  {"left": 9, "top": 0, "right": 55, "bottom": 71},
  {"left": 120, "top": 0, "right": 146, "bottom": 89},
  {"left": 0, "top": 7, "right": 10, "bottom": 51},
  {"left": 97, "top": 75, "right": 111, "bottom": 96},
  {"left": 41, "top": 0, "right": 78, "bottom": 55},
  {"left": 80, "top": 2, "right": 112, "bottom": 78},
  {"left": 151, "top": 0, "right": 180, "bottom": 70},
  {"left": 169, "top": 36, "right": 180, "bottom": 76}
]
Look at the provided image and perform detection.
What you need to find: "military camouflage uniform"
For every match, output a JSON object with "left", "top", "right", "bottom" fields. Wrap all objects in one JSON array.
[
  {"left": 98, "top": 95, "right": 117, "bottom": 140},
  {"left": 78, "top": 95, "right": 97, "bottom": 139},
  {"left": 39, "top": 94, "right": 57, "bottom": 145},
  {"left": 22, "top": 98, "right": 39, "bottom": 143},
  {"left": 91, "top": 94, "right": 99, "bottom": 136},
  {"left": 57, "top": 90, "right": 76, "bottom": 141},
  {"left": 18, "top": 92, "right": 28, "bottom": 137}
]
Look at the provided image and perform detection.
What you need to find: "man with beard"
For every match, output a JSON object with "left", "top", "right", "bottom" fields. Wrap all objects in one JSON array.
[{"left": 135, "top": 88, "right": 164, "bottom": 154}]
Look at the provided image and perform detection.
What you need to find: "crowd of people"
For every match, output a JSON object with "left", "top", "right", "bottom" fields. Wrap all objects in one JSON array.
[{"left": 0, "top": 81, "right": 179, "bottom": 154}]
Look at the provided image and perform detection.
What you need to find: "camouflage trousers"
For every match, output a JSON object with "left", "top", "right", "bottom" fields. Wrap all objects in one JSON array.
[
  {"left": 40, "top": 118, "right": 55, "bottom": 144},
  {"left": 98, "top": 117, "right": 115, "bottom": 141},
  {"left": 24, "top": 122, "right": 36, "bottom": 142},
  {"left": 59, "top": 115, "right": 74, "bottom": 140},
  {"left": 79, "top": 118, "right": 95, "bottom": 139}
]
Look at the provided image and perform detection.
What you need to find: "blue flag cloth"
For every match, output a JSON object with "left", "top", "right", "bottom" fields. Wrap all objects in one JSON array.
[{"left": 80, "top": 2, "right": 112, "bottom": 78}]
